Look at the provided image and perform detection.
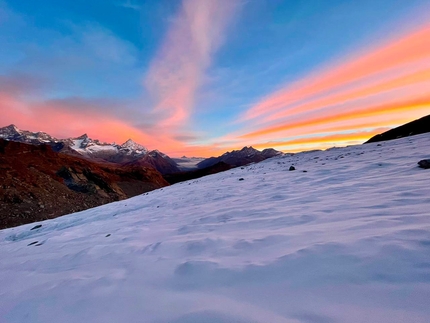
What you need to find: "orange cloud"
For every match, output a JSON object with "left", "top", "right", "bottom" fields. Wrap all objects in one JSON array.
[
  {"left": 1, "top": 89, "right": 233, "bottom": 157},
  {"left": 253, "top": 129, "right": 386, "bottom": 151},
  {"left": 219, "top": 112, "right": 419, "bottom": 154},
  {"left": 1, "top": 0, "right": 243, "bottom": 158},
  {"left": 0, "top": 92, "right": 186, "bottom": 151},
  {"left": 240, "top": 96, "right": 430, "bottom": 139},
  {"left": 144, "top": 0, "right": 238, "bottom": 129},
  {"left": 216, "top": 21, "right": 430, "bottom": 154},
  {"left": 267, "top": 67, "right": 430, "bottom": 122},
  {"left": 244, "top": 22, "right": 430, "bottom": 121}
]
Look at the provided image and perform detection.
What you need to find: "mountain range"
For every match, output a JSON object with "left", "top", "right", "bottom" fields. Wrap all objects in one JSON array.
[
  {"left": 0, "top": 125, "right": 284, "bottom": 175},
  {"left": 0, "top": 124, "right": 283, "bottom": 228},
  {"left": 2, "top": 114, "right": 428, "bottom": 230},
  {"left": 196, "top": 146, "right": 282, "bottom": 169},
  {"left": 0, "top": 124, "right": 180, "bottom": 175}
]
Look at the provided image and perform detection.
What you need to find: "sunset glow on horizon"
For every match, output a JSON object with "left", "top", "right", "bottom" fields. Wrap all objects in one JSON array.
[{"left": 1, "top": 0, "right": 429, "bottom": 157}]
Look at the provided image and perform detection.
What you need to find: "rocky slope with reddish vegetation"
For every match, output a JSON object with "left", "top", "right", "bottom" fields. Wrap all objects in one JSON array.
[{"left": 0, "top": 139, "right": 168, "bottom": 229}]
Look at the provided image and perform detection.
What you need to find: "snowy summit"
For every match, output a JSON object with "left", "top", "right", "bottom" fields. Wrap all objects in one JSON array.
[
  {"left": 120, "top": 139, "right": 149, "bottom": 154},
  {"left": 1, "top": 133, "right": 430, "bottom": 323}
]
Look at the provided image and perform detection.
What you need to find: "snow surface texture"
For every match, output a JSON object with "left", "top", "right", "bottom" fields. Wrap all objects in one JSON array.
[{"left": 1, "top": 134, "right": 430, "bottom": 323}]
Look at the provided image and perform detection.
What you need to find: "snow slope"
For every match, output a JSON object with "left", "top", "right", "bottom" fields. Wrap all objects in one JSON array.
[{"left": 1, "top": 134, "right": 430, "bottom": 323}]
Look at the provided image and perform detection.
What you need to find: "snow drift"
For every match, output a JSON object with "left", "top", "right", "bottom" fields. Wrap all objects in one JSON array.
[{"left": 1, "top": 133, "right": 430, "bottom": 323}]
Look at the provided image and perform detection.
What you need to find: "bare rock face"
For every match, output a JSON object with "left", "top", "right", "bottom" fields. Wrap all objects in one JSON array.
[
  {"left": 418, "top": 159, "right": 430, "bottom": 169},
  {"left": 124, "top": 150, "right": 181, "bottom": 175},
  {"left": 0, "top": 139, "right": 169, "bottom": 229},
  {"left": 197, "top": 146, "right": 283, "bottom": 169}
]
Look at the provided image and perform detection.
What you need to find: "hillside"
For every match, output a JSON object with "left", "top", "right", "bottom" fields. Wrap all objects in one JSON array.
[
  {"left": 1, "top": 134, "right": 430, "bottom": 322},
  {"left": 365, "top": 114, "right": 430, "bottom": 143},
  {"left": 0, "top": 139, "right": 168, "bottom": 229}
]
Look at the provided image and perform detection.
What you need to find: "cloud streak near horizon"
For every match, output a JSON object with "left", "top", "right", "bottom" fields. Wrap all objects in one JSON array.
[{"left": 221, "top": 21, "right": 430, "bottom": 151}]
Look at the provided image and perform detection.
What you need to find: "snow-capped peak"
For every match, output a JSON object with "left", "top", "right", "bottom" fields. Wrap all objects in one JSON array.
[
  {"left": 0, "top": 124, "right": 21, "bottom": 137},
  {"left": 0, "top": 125, "right": 177, "bottom": 172},
  {"left": 120, "top": 139, "right": 148, "bottom": 152},
  {"left": 147, "top": 149, "right": 169, "bottom": 158},
  {"left": 0, "top": 124, "right": 60, "bottom": 144},
  {"left": 76, "top": 133, "right": 89, "bottom": 140},
  {"left": 69, "top": 134, "right": 92, "bottom": 149},
  {"left": 5, "top": 124, "right": 20, "bottom": 132}
]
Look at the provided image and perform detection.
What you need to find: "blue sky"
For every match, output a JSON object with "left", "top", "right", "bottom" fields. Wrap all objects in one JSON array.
[{"left": 1, "top": 0, "right": 429, "bottom": 156}]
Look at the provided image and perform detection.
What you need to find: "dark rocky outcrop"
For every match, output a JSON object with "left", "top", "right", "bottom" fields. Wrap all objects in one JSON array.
[
  {"left": 197, "top": 146, "right": 282, "bottom": 169},
  {"left": 365, "top": 114, "right": 430, "bottom": 144},
  {"left": 124, "top": 150, "right": 181, "bottom": 175},
  {"left": 0, "top": 139, "right": 168, "bottom": 229},
  {"left": 418, "top": 159, "right": 430, "bottom": 169}
]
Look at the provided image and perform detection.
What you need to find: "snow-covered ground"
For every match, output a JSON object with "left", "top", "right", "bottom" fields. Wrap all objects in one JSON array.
[{"left": 1, "top": 134, "right": 430, "bottom": 323}]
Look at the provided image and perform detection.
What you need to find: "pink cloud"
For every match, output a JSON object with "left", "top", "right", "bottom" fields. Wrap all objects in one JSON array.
[
  {"left": 0, "top": 93, "right": 147, "bottom": 142},
  {"left": 208, "top": 21, "right": 430, "bottom": 153},
  {"left": 243, "top": 22, "right": 430, "bottom": 122},
  {"left": 0, "top": 92, "right": 227, "bottom": 157},
  {"left": 144, "top": 0, "right": 238, "bottom": 129}
]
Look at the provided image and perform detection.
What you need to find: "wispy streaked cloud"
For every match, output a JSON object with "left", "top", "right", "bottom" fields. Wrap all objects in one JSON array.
[
  {"left": 222, "top": 22, "right": 430, "bottom": 152},
  {"left": 2, "top": 0, "right": 430, "bottom": 157},
  {"left": 117, "top": 1, "right": 141, "bottom": 11},
  {"left": 252, "top": 128, "right": 390, "bottom": 152},
  {"left": 79, "top": 25, "right": 138, "bottom": 65},
  {"left": 0, "top": 92, "right": 152, "bottom": 143},
  {"left": 239, "top": 93, "right": 430, "bottom": 141},
  {"left": 0, "top": 88, "right": 227, "bottom": 157},
  {"left": 144, "top": 0, "right": 239, "bottom": 129},
  {"left": 243, "top": 23, "right": 430, "bottom": 122},
  {"left": 0, "top": 72, "right": 49, "bottom": 96},
  {"left": 1, "top": 0, "right": 241, "bottom": 156}
]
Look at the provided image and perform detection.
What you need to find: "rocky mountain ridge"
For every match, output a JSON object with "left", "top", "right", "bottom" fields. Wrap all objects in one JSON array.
[
  {"left": 0, "top": 124, "right": 180, "bottom": 174},
  {"left": 1, "top": 125, "right": 284, "bottom": 174},
  {"left": 197, "top": 146, "right": 283, "bottom": 169}
]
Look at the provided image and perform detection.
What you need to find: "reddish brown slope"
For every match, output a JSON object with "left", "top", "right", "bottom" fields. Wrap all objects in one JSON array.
[{"left": 0, "top": 139, "right": 168, "bottom": 229}]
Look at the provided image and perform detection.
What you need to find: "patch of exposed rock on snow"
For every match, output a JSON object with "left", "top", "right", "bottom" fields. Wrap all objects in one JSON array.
[{"left": 1, "top": 133, "right": 430, "bottom": 323}]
